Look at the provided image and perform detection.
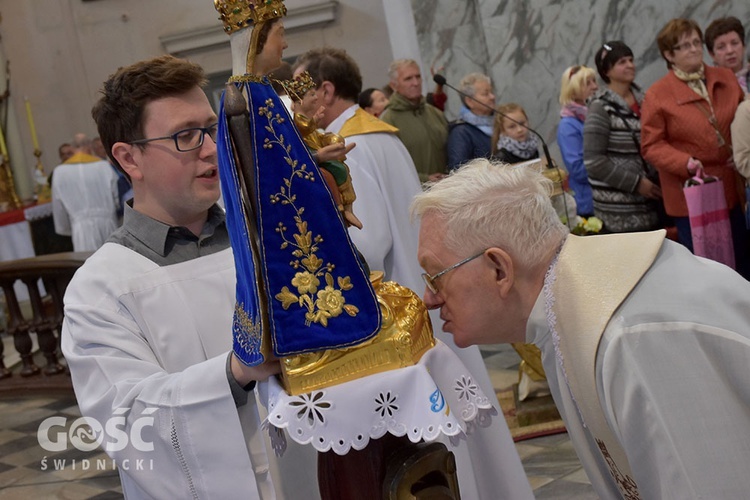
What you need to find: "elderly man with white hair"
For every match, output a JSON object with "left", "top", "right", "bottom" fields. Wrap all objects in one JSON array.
[{"left": 412, "top": 158, "right": 750, "bottom": 499}]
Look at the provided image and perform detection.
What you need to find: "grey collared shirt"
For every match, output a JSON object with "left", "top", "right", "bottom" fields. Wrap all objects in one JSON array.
[
  {"left": 107, "top": 202, "right": 254, "bottom": 406},
  {"left": 106, "top": 202, "right": 230, "bottom": 266}
]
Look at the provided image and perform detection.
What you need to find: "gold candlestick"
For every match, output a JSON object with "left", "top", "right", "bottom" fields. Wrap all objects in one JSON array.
[
  {"left": 24, "top": 97, "right": 40, "bottom": 150},
  {"left": 32, "top": 149, "right": 49, "bottom": 202},
  {"left": 0, "top": 125, "right": 21, "bottom": 211},
  {"left": 32, "top": 148, "right": 50, "bottom": 203},
  {"left": 24, "top": 97, "right": 49, "bottom": 202}
]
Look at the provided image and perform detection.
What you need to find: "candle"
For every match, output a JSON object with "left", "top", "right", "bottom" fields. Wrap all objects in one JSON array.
[
  {"left": 0, "top": 124, "right": 8, "bottom": 158},
  {"left": 25, "top": 97, "right": 40, "bottom": 150}
]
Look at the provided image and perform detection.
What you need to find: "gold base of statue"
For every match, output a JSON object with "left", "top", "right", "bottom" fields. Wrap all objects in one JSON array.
[{"left": 280, "top": 271, "right": 435, "bottom": 396}]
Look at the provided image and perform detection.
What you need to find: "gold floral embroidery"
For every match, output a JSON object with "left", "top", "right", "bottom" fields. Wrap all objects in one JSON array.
[{"left": 258, "top": 98, "right": 360, "bottom": 327}]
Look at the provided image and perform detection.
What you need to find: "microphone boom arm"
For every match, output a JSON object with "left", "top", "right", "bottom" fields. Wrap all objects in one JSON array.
[{"left": 435, "top": 74, "right": 572, "bottom": 229}]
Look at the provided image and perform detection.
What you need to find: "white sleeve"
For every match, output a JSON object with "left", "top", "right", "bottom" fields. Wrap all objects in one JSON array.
[
  {"left": 61, "top": 264, "right": 264, "bottom": 498},
  {"left": 600, "top": 322, "right": 750, "bottom": 498},
  {"left": 344, "top": 143, "right": 394, "bottom": 273}
]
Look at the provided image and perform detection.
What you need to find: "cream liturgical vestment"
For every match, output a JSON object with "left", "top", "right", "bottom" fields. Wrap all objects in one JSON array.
[
  {"left": 527, "top": 231, "right": 750, "bottom": 499},
  {"left": 62, "top": 246, "right": 287, "bottom": 499},
  {"left": 51, "top": 154, "right": 119, "bottom": 251},
  {"left": 326, "top": 105, "right": 534, "bottom": 500}
]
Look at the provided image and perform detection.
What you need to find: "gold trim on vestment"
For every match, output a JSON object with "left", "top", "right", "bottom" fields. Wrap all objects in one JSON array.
[
  {"left": 338, "top": 108, "right": 399, "bottom": 138},
  {"left": 552, "top": 230, "right": 665, "bottom": 499}
]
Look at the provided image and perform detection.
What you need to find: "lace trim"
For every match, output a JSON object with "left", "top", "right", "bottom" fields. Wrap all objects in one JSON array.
[
  {"left": 262, "top": 346, "right": 498, "bottom": 456},
  {"left": 543, "top": 248, "right": 587, "bottom": 428}
]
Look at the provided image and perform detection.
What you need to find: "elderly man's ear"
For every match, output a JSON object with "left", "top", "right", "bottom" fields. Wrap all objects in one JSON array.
[{"left": 486, "top": 248, "right": 514, "bottom": 298}]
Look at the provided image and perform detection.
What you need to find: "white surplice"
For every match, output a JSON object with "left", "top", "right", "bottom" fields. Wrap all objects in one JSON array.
[
  {"left": 51, "top": 158, "right": 119, "bottom": 251},
  {"left": 62, "top": 245, "right": 315, "bottom": 499},
  {"left": 327, "top": 104, "right": 534, "bottom": 500},
  {"left": 528, "top": 237, "right": 750, "bottom": 499}
]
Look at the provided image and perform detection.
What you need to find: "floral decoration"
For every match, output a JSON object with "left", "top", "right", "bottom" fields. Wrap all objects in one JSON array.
[
  {"left": 258, "top": 98, "right": 360, "bottom": 327},
  {"left": 374, "top": 391, "right": 399, "bottom": 418},
  {"left": 454, "top": 375, "right": 478, "bottom": 402},
  {"left": 288, "top": 390, "right": 332, "bottom": 428}
]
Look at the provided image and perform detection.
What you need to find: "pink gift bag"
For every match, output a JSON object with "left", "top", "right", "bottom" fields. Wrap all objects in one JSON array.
[{"left": 683, "top": 171, "right": 735, "bottom": 269}]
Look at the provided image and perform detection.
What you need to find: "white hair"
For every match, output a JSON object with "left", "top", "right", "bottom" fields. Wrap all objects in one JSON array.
[
  {"left": 458, "top": 72, "right": 491, "bottom": 103},
  {"left": 411, "top": 159, "right": 569, "bottom": 271},
  {"left": 387, "top": 59, "right": 419, "bottom": 83}
]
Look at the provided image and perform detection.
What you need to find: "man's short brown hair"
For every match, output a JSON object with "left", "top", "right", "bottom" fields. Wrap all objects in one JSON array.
[
  {"left": 91, "top": 55, "right": 207, "bottom": 174},
  {"left": 293, "top": 47, "right": 362, "bottom": 102}
]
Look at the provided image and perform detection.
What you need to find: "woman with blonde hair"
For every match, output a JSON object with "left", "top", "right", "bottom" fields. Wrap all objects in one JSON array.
[{"left": 557, "top": 65, "right": 598, "bottom": 216}]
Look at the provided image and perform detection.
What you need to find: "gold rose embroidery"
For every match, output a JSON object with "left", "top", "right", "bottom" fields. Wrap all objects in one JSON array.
[{"left": 259, "top": 98, "right": 359, "bottom": 327}]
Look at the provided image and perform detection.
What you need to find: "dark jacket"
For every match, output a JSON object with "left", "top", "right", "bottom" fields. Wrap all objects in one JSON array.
[{"left": 447, "top": 120, "right": 492, "bottom": 170}]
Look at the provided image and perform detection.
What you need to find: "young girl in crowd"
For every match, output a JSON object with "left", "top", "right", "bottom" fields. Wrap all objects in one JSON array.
[{"left": 491, "top": 103, "right": 540, "bottom": 164}]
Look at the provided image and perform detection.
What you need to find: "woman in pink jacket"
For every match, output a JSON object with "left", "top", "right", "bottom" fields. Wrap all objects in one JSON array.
[{"left": 641, "top": 18, "right": 747, "bottom": 278}]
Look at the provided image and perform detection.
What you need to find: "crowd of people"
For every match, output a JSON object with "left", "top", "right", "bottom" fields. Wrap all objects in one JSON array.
[
  {"left": 356, "top": 15, "right": 750, "bottom": 281},
  {"left": 48, "top": 2, "right": 750, "bottom": 498}
]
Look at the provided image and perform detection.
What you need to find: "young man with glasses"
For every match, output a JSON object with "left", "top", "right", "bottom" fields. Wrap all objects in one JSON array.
[{"left": 61, "top": 55, "right": 290, "bottom": 498}]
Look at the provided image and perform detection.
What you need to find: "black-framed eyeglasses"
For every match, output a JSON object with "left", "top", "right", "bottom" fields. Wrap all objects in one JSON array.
[
  {"left": 129, "top": 123, "right": 219, "bottom": 152},
  {"left": 421, "top": 249, "right": 487, "bottom": 295}
]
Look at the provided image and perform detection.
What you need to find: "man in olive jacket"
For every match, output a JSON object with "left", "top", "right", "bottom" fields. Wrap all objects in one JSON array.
[{"left": 380, "top": 59, "right": 448, "bottom": 183}]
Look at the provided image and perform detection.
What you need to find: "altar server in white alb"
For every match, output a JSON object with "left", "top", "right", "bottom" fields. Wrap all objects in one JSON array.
[
  {"left": 292, "top": 47, "right": 534, "bottom": 500},
  {"left": 51, "top": 134, "right": 120, "bottom": 251},
  {"left": 62, "top": 55, "right": 291, "bottom": 499},
  {"left": 412, "top": 158, "right": 750, "bottom": 499}
]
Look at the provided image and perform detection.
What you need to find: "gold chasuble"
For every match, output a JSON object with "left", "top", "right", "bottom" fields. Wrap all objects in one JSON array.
[{"left": 338, "top": 108, "right": 399, "bottom": 138}]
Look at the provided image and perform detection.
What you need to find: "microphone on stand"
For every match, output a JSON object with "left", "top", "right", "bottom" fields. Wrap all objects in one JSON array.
[
  {"left": 434, "top": 74, "right": 572, "bottom": 229},
  {"left": 434, "top": 74, "right": 556, "bottom": 170}
]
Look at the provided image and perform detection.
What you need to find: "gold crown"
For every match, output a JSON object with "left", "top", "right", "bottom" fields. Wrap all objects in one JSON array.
[
  {"left": 214, "top": 0, "right": 287, "bottom": 35},
  {"left": 283, "top": 72, "right": 316, "bottom": 102}
]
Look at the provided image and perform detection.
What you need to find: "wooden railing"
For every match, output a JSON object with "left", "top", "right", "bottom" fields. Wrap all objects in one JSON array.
[{"left": 0, "top": 252, "right": 90, "bottom": 384}]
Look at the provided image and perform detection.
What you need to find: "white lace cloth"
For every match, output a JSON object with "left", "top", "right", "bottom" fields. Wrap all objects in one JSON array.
[
  {"left": 24, "top": 202, "right": 53, "bottom": 221},
  {"left": 261, "top": 340, "right": 497, "bottom": 456}
]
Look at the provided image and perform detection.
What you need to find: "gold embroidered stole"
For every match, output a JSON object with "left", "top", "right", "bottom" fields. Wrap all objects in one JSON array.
[
  {"left": 64, "top": 152, "right": 105, "bottom": 164},
  {"left": 553, "top": 230, "right": 666, "bottom": 500},
  {"left": 338, "top": 108, "right": 399, "bottom": 138}
]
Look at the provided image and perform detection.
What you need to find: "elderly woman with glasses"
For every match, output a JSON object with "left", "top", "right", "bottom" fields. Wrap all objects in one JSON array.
[
  {"left": 641, "top": 18, "right": 747, "bottom": 277},
  {"left": 583, "top": 41, "right": 662, "bottom": 233}
]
